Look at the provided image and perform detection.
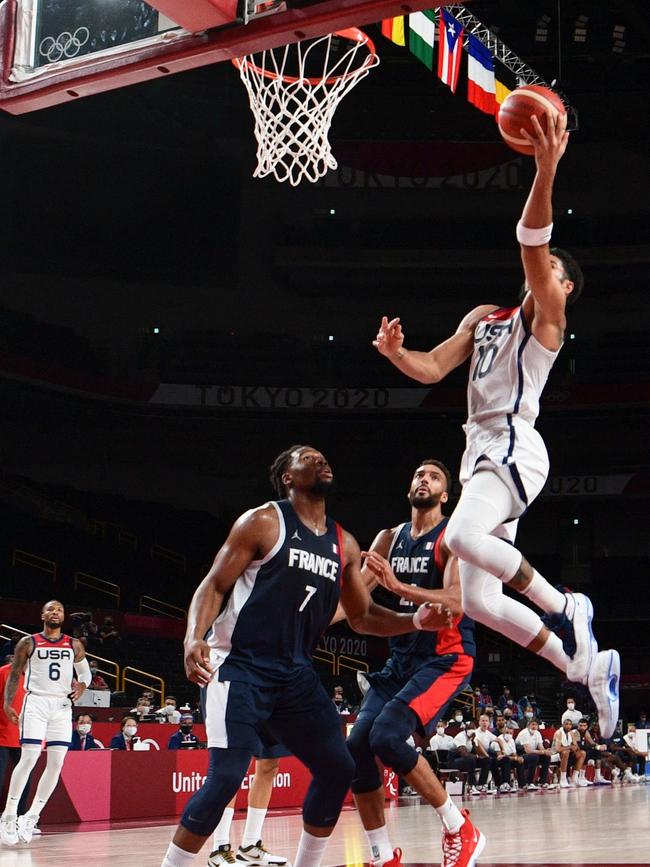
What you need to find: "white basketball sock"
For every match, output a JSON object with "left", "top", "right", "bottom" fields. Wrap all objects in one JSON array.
[
  {"left": 537, "top": 631, "right": 569, "bottom": 674},
  {"left": 435, "top": 795, "right": 464, "bottom": 834},
  {"left": 242, "top": 806, "right": 267, "bottom": 847},
  {"left": 162, "top": 841, "right": 198, "bottom": 867},
  {"left": 3, "top": 748, "right": 40, "bottom": 817},
  {"left": 293, "top": 830, "right": 330, "bottom": 867},
  {"left": 213, "top": 806, "right": 235, "bottom": 849},
  {"left": 365, "top": 824, "right": 393, "bottom": 864},
  {"left": 519, "top": 569, "right": 566, "bottom": 614},
  {"left": 26, "top": 748, "right": 67, "bottom": 817}
]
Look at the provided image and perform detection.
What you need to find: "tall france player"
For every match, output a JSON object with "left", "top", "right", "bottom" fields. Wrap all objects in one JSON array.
[
  {"left": 372, "top": 110, "right": 619, "bottom": 745},
  {"left": 1, "top": 600, "right": 91, "bottom": 846},
  {"left": 348, "top": 459, "right": 483, "bottom": 867},
  {"left": 160, "top": 446, "right": 456, "bottom": 867}
]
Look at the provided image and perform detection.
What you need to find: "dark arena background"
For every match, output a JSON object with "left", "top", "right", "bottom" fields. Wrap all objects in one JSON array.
[{"left": 0, "top": 0, "right": 648, "bottom": 865}]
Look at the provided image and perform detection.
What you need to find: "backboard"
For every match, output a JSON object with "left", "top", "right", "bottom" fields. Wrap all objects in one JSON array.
[{"left": 0, "top": 0, "right": 452, "bottom": 114}]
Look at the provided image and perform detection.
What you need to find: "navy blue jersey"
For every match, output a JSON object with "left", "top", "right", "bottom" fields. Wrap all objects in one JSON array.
[
  {"left": 208, "top": 500, "right": 344, "bottom": 685},
  {"left": 385, "top": 520, "right": 475, "bottom": 673}
]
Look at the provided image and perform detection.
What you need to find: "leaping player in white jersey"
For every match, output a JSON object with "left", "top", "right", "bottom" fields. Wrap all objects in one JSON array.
[
  {"left": 0, "top": 599, "right": 91, "bottom": 846},
  {"left": 373, "top": 109, "right": 620, "bottom": 740}
]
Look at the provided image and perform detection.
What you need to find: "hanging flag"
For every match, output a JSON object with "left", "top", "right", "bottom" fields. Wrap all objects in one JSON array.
[
  {"left": 409, "top": 10, "right": 436, "bottom": 70},
  {"left": 381, "top": 17, "right": 406, "bottom": 46},
  {"left": 467, "top": 33, "right": 497, "bottom": 114},
  {"left": 495, "top": 78, "right": 513, "bottom": 106},
  {"left": 437, "top": 8, "right": 464, "bottom": 93}
]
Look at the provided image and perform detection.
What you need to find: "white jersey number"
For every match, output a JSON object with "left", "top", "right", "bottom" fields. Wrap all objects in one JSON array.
[{"left": 299, "top": 585, "right": 318, "bottom": 612}]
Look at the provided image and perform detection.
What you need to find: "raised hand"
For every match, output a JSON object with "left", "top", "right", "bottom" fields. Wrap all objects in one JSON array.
[
  {"left": 362, "top": 550, "right": 402, "bottom": 594},
  {"left": 184, "top": 639, "right": 214, "bottom": 686},
  {"left": 521, "top": 109, "right": 569, "bottom": 173},
  {"left": 414, "top": 601, "right": 454, "bottom": 631},
  {"left": 373, "top": 316, "right": 404, "bottom": 358}
]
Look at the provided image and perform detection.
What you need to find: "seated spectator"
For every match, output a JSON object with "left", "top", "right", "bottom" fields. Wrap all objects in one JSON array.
[
  {"left": 450, "top": 725, "right": 480, "bottom": 795},
  {"left": 503, "top": 706, "right": 519, "bottom": 730},
  {"left": 553, "top": 718, "right": 588, "bottom": 787},
  {"left": 131, "top": 698, "right": 153, "bottom": 720},
  {"left": 332, "top": 686, "right": 350, "bottom": 715},
  {"left": 497, "top": 686, "right": 513, "bottom": 711},
  {"left": 168, "top": 713, "right": 200, "bottom": 750},
  {"left": 88, "top": 660, "right": 109, "bottom": 691},
  {"left": 521, "top": 704, "right": 535, "bottom": 725},
  {"left": 515, "top": 718, "right": 553, "bottom": 790},
  {"left": 157, "top": 696, "right": 181, "bottom": 724},
  {"left": 575, "top": 718, "right": 609, "bottom": 785},
  {"left": 98, "top": 616, "right": 121, "bottom": 646},
  {"left": 497, "top": 726, "right": 529, "bottom": 791},
  {"left": 592, "top": 723, "right": 633, "bottom": 783},
  {"left": 475, "top": 713, "right": 511, "bottom": 792},
  {"left": 472, "top": 687, "right": 483, "bottom": 711},
  {"left": 428, "top": 721, "right": 477, "bottom": 792},
  {"left": 478, "top": 684, "right": 493, "bottom": 709},
  {"left": 636, "top": 710, "right": 648, "bottom": 730},
  {"left": 110, "top": 716, "right": 140, "bottom": 750},
  {"left": 561, "top": 696, "right": 582, "bottom": 728},
  {"left": 450, "top": 709, "right": 466, "bottom": 728},
  {"left": 518, "top": 693, "right": 540, "bottom": 720},
  {"left": 70, "top": 610, "right": 99, "bottom": 648},
  {"left": 70, "top": 713, "right": 101, "bottom": 751},
  {"left": 482, "top": 706, "right": 497, "bottom": 732},
  {"left": 623, "top": 723, "right": 648, "bottom": 780}
]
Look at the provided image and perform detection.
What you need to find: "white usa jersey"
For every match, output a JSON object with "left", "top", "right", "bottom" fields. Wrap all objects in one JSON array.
[
  {"left": 25, "top": 633, "right": 75, "bottom": 698},
  {"left": 467, "top": 305, "right": 560, "bottom": 428}
]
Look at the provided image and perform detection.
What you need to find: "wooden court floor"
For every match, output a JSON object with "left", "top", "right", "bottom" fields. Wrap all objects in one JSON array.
[{"left": 1, "top": 783, "right": 649, "bottom": 866}]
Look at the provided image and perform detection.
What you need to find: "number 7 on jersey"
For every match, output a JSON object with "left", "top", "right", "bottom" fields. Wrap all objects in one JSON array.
[{"left": 299, "top": 585, "right": 318, "bottom": 612}]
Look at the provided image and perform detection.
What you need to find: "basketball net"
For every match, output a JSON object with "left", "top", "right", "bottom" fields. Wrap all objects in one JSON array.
[{"left": 233, "top": 28, "right": 379, "bottom": 186}]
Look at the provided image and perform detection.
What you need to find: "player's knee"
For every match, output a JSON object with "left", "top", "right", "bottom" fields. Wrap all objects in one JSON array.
[
  {"left": 348, "top": 719, "right": 381, "bottom": 793},
  {"left": 180, "top": 747, "right": 249, "bottom": 838},
  {"left": 445, "top": 514, "right": 483, "bottom": 563},
  {"left": 369, "top": 720, "right": 418, "bottom": 777}
]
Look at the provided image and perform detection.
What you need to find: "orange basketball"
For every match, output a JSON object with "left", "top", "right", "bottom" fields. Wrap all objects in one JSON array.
[{"left": 497, "top": 85, "right": 566, "bottom": 156}]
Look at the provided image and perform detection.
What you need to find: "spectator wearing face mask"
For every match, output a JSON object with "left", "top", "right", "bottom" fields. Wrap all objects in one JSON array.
[
  {"left": 168, "top": 714, "right": 200, "bottom": 750},
  {"left": 429, "top": 722, "right": 479, "bottom": 794},
  {"left": 517, "top": 693, "right": 540, "bottom": 720},
  {"left": 70, "top": 714, "right": 100, "bottom": 751},
  {"left": 561, "top": 696, "right": 582, "bottom": 728},
  {"left": 110, "top": 716, "right": 140, "bottom": 750},
  {"left": 515, "top": 718, "right": 553, "bottom": 790},
  {"left": 88, "top": 661, "right": 109, "bottom": 691},
  {"left": 332, "top": 686, "right": 350, "bottom": 715},
  {"left": 635, "top": 710, "right": 648, "bottom": 730},
  {"left": 451, "top": 710, "right": 466, "bottom": 729},
  {"left": 497, "top": 686, "right": 512, "bottom": 711},
  {"left": 496, "top": 726, "right": 528, "bottom": 791},
  {"left": 502, "top": 705, "right": 519, "bottom": 730}
]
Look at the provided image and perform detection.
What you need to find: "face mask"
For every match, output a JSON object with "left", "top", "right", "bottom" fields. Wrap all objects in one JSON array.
[
  {"left": 180, "top": 725, "right": 193, "bottom": 735},
  {"left": 567, "top": 703, "right": 575, "bottom": 710},
  {"left": 166, "top": 704, "right": 175, "bottom": 709},
  {"left": 455, "top": 715, "right": 463, "bottom": 722},
  {"left": 525, "top": 711, "right": 533, "bottom": 719},
  {"left": 436, "top": 727, "right": 445, "bottom": 735},
  {"left": 78, "top": 724, "right": 91, "bottom": 735},
  {"left": 90, "top": 669, "right": 97, "bottom": 676},
  {"left": 124, "top": 726, "right": 137, "bottom": 737}
]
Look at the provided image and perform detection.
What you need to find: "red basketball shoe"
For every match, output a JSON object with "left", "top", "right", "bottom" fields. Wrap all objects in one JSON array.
[
  {"left": 441, "top": 810, "right": 486, "bottom": 867},
  {"left": 372, "top": 848, "right": 403, "bottom": 867}
]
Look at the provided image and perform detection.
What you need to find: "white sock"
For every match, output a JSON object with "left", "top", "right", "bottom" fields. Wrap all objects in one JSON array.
[
  {"left": 595, "top": 770, "right": 603, "bottom": 781},
  {"left": 162, "top": 841, "right": 198, "bottom": 867},
  {"left": 213, "top": 807, "right": 235, "bottom": 849},
  {"left": 25, "top": 748, "right": 67, "bottom": 818},
  {"left": 365, "top": 825, "right": 393, "bottom": 863},
  {"left": 537, "top": 631, "right": 570, "bottom": 674},
  {"left": 435, "top": 795, "right": 464, "bottom": 834},
  {"left": 3, "top": 748, "right": 40, "bottom": 816},
  {"left": 520, "top": 569, "right": 566, "bottom": 615},
  {"left": 293, "top": 830, "right": 330, "bottom": 867},
  {"left": 242, "top": 806, "right": 267, "bottom": 847},
  {"left": 561, "top": 772, "right": 568, "bottom": 782}
]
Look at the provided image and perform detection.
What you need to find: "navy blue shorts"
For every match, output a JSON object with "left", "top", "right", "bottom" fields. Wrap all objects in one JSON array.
[
  {"left": 204, "top": 666, "right": 340, "bottom": 758},
  {"left": 360, "top": 654, "right": 474, "bottom": 736}
]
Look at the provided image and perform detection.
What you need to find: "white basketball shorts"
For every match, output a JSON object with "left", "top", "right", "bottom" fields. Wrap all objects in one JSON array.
[{"left": 20, "top": 694, "right": 73, "bottom": 748}]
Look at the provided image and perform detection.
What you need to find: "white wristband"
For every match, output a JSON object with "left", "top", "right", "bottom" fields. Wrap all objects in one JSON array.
[
  {"left": 516, "top": 220, "right": 553, "bottom": 246},
  {"left": 412, "top": 603, "right": 429, "bottom": 630}
]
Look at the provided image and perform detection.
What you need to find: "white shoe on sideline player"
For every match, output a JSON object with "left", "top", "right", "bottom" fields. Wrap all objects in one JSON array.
[
  {"left": 209, "top": 845, "right": 237, "bottom": 867},
  {"left": 237, "top": 841, "right": 288, "bottom": 866},
  {"left": 0, "top": 815, "right": 18, "bottom": 846},
  {"left": 564, "top": 593, "right": 597, "bottom": 684},
  {"left": 17, "top": 813, "right": 39, "bottom": 844},
  {"left": 587, "top": 648, "right": 621, "bottom": 739}
]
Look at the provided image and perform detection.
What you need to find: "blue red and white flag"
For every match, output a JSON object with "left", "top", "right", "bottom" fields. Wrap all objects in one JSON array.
[
  {"left": 467, "top": 34, "right": 497, "bottom": 115},
  {"left": 332, "top": 543, "right": 339, "bottom": 555},
  {"left": 437, "top": 8, "right": 464, "bottom": 93}
]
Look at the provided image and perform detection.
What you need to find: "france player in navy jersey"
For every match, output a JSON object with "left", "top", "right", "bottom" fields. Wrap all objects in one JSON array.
[
  {"left": 346, "top": 460, "right": 483, "bottom": 867},
  {"left": 160, "top": 446, "right": 454, "bottom": 867}
]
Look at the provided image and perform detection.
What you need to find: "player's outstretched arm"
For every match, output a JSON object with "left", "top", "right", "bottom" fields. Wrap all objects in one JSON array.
[
  {"left": 339, "top": 531, "right": 452, "bottom": 635},
  {"left": 3, "top": 635, "right": 31, "bottom": 725},
  {"left": 184, "top": 506, "right": 277, "bottom": 686},
  {"left": 373, "top": 308, "right": 497, "bottom": 384},
  {"left": 518, "top": 111, "right": 571, "bottom": 346}
]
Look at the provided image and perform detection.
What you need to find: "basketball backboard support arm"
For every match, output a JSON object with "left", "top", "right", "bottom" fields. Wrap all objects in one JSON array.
[{"left": 0, "top": 0, "right": 458, "bottom": 115}]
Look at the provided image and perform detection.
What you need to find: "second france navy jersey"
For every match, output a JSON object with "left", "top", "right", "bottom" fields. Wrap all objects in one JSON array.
[
  {"left": 207, "top": 499, "right": 345, "bottom": 685},
  {"left": 385, "top": 519, "right": 476, "bottom": 673}
]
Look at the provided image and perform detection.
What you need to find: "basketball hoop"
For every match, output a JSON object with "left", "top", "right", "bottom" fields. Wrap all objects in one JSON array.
[{"left": 233, "top": 28, "right": 379, "bottom": 186}]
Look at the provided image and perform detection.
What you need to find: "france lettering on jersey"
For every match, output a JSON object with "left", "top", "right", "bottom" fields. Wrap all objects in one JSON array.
[
  {"left": 467, "top": 306, "right": 560, "bottom": 428},
  {"left": 386, "top": 520, "right": 475, "bottom": 672},
  {"left": 207, "top": 500, "right": 345, "bottom": 685},
  {"left": 25, "top": 633, "right": 75, "bottom": 698}
]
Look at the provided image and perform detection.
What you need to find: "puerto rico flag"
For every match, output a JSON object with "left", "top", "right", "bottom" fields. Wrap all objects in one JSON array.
[
  {"left": 438, "top": 8, "right": 464, "bottom": 93},
  {"left": 467, "top": 34, "right": 497, "bottom": 115}
]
